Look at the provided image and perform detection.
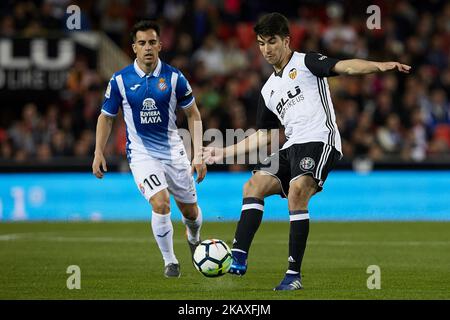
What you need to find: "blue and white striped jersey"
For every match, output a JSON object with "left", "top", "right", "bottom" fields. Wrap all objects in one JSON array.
[{"left": 101, "top": 59, "right": 195, "bottom": 162}]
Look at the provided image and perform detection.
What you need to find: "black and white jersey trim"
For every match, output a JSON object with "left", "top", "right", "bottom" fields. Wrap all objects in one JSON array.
[{"left": 317, "top": 77, "right": 335, "bottom": 147}]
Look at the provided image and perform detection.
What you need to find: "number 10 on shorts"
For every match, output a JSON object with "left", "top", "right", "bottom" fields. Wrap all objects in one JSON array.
[
  {"left": 138, "top": 173, "right": 163, "bottom": 197},
  {"left": 144, "top": 174, "right": 162, "bottom": 190}
]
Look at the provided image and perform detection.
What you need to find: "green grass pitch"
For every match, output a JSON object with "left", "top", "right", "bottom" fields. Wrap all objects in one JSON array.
[{"left": 1, "top": 221, "right": 449, "bottom": 299}]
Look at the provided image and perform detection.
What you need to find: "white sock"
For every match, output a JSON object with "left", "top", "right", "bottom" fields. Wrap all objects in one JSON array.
[
  {"left": 151, "top": 211, "right": 178, "bottom": 266},
  {"left": 182, "top": 206, "right": 202, "bottom": 244}
]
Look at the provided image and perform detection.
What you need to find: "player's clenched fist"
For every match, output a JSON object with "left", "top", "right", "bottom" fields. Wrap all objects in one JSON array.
[{"left": 92, "top": 152, "right": 107, "bottom": 179}]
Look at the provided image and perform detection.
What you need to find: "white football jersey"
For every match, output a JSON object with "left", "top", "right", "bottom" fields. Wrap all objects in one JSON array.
[{"left": 257, "top": 51, "right": 342, "bottom": 154}]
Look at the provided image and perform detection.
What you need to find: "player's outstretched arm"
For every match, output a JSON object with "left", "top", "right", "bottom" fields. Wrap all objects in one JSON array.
[
  {"left": 203, "top": 129, "right": 271, "bottom": 165},
  {"left": 184, "top": 102, "right": 207, "bottom": 183},
  {"left": 92, "top": 113, "right": 114, "bottom": 179},
  {"left": 332, "top": 59, "right": 411, "bottom": 75}
]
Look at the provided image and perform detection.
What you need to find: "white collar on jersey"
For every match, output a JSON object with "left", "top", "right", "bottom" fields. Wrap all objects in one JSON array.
[{"left": 133, "top": 58, "right": 162, "bottom": 78}]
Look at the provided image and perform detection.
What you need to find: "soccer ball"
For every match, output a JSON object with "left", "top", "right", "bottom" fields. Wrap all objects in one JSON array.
[{"left": 193, "top": 239, "right": 232, "bottom": 277}]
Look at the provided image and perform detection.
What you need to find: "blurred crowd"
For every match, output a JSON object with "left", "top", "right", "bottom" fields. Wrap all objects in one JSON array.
[{"left": 1, "top": 0, "right": 450, "bottom": 168}]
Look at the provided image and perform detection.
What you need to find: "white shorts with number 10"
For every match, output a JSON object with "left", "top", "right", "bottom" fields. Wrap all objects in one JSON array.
[{"left": 129, "top": 155, "right": 197, "bottom": 204}]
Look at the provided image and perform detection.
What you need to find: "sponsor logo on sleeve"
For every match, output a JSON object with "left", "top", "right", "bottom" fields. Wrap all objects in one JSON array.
[
  {"left": 105, "top": 81, "right": 111, "bottom": 98},
  {"left": 185, "top": 81, "right": 192, "bottom": 96}
]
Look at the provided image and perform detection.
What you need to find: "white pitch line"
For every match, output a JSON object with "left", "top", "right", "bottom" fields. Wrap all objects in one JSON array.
[
  {"left": 307, "top": 240, "right": 450, "bottom": 246},
  {"left": 0, "top": 233, "right": 149, "bottom": 243},
  {"left": 0, "top": 234, "right": 22, "bottom": 241},
  {"left": 0, "top": 233, "right": 449, "bottom": 246}
]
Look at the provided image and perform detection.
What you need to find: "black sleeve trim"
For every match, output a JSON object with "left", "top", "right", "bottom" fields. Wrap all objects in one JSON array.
[
  {"left": 305, "top": 52, "right": 340, "bottom": 77},
  {"left": 178, "top": 93, "right": 193, "bottom": 103},
  {"left": 256, "top": 94, "right": 279, "bottom": 130}
]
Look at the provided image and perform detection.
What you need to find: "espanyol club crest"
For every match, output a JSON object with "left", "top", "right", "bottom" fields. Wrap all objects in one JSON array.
[
  {"left": 300, "top": 157, "right": 315, "bottom": 171},
  {"left": 289, "top": 68, "right": 297, "bottom": 79},
  {"left": 158, "top": 78, "right": 167, "bottom": 91},
  {"left": 139, "top": 183, "right": 145, "bottom": 194}
]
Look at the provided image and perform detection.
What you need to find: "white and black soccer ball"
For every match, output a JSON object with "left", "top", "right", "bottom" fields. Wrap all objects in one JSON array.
[{"left": 193, "top": 239, "right": 232, "bottom": 277}]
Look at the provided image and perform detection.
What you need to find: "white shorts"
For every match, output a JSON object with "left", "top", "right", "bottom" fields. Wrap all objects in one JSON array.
[{"left": 129, "top": 155, "right": 197, "bottom": 204}]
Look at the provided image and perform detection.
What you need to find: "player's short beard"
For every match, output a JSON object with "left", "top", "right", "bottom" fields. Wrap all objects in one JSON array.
[
  {"left": 272, "top": 51, "right": 285, "bottom": 69},
  {"left": 278, "top": 47, "right": 292, "bottom": 68}
]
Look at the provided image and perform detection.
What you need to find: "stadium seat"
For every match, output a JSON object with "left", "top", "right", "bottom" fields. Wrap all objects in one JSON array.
[
  {"left": 434, "top": 124, "right": 450, "bottom": 148},
  {"left": 289, "top": 23, "right": 306, "bottom": 51},
  {"left": 236, "top": 22, "right": 255, "bottom": 50}
]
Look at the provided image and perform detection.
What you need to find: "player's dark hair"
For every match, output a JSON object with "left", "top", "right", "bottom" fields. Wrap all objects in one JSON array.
[
  {"left": 254, "top": 12, "right": 290, "bottom": 38},
  {"left": 131, "top": 20, "right": 160, "bottom": 42}
]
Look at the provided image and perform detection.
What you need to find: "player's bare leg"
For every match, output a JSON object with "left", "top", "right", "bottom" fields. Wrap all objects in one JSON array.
[
  {"left": 229, "top": 172, "right": 282, "bottom": 275},
  {"left": 176, "top": 201, "right": 203, "bottom": 257},
  {"left": 274, "top": 175, "right": 317, "bottom": 290},
  {"left": 288, "top": 175, "right": 317, "bottom": 210},
  {"left": 149, "top": 188, "right": 180, "bottom": 277}
]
